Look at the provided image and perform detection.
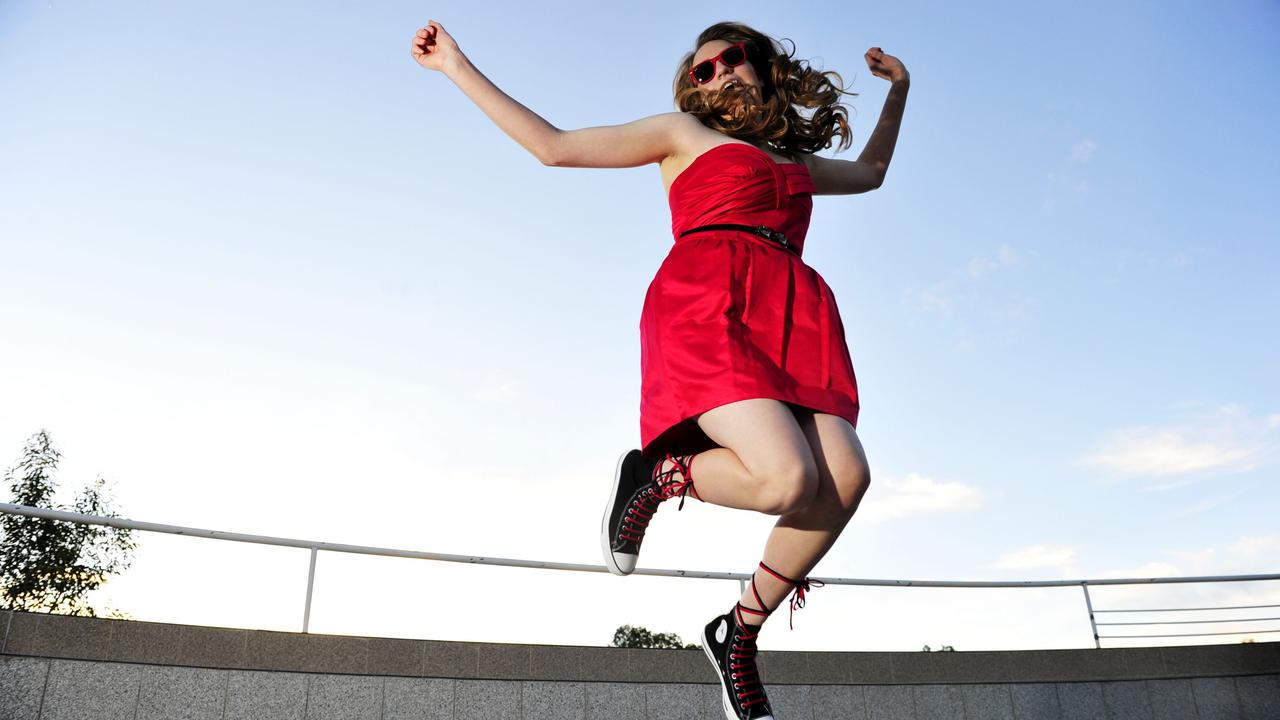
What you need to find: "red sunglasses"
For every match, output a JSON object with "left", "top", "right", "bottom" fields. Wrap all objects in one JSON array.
[{"left": 688, "top": 41, "right": 749, "bottom": 85}]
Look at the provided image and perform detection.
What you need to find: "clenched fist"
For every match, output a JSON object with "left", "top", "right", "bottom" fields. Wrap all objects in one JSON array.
[
  {"left": 411, "top": 20, "right": 462, "bottom": 74},
  {"left": 865, "top": 47, "right": 909, "bottom": 84}
]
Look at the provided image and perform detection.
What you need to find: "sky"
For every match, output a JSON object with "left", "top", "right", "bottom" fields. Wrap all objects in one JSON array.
[{"left": 1, "top": 0, "right": 1278, "bottom": 653}]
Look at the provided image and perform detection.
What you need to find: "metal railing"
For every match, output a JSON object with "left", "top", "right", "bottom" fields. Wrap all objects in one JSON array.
[{"left": 3, "top": 502, "right": 1278, "bottom": 648}]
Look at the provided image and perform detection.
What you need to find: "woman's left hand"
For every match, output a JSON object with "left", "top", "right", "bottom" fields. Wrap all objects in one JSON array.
[{"left": 865, "top": 47, "right": 909, "bottom": 84}]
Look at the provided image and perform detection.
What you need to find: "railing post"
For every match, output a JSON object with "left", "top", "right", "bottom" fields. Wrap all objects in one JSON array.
[
  {"left": 303, "top": 547, "right": 318, "bottom": 633},
  {"left": 1081, "top": 581, "right": 1100, "bottom": 649}
]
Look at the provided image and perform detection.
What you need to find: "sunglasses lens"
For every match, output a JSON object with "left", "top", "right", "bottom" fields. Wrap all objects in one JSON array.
[
  {"left": 690, "top": 44, "right": 747, "bottom": 84},
  {"left": 692, "top": 60, "right": 715, "bottom": 83}
]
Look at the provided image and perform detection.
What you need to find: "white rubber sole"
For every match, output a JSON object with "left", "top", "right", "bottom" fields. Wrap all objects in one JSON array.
[{"left": 600, "top": 449, "right": 636, "bottom": 576}]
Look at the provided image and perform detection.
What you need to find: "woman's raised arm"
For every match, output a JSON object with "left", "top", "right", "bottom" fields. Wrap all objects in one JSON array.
[
  {"left": 412, "top": 21, "right": 685, "bottom": 168},
  {"left": 542, "top": 112, "right": 690, "bottom": 169},
  {"left": 803, "top": 47, "right": 908, "bottom": 195}
]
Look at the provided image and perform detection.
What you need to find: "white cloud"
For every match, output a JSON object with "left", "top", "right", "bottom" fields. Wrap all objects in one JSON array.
[
  {"left": 1141, "top": 477, "right": 1194, "bottom": 492},
  {"left": 1087, "top": 541, "right": 1280, "bottom": 642},
  {"left": 986, "top": 296, "right": 1039, "bottom": 325},
  {"left": 968, "top": 244, "right": 1021, "bottom": 278},
  {"left": 1114, "top": 248, "right": 1194, "bottom": 272},
  {"left": 911, "top": 284, "right": 955, "bottom": 316},
  {"left": 1071, "top": 138, "right": 1098, "bottom": 163},
  {"left": 907, "top": 245, "right": 1027, "bottom": 329},
  {"left": 1082, "top": 404, "right": 1278, "bottom": 479},
  {"left": 1228, "top": 536, "right": 1280, "bottom": 560},
  {"left": 1043, "top": 140, "right": 1097, "bottom": 213},
  {"left": 1109, "top": 535, "right": 1280, "bottom": 579},
  {"left": 1170, "top": 547, "right": 1216, "bottom": 567},
  {"left": 858, "top": 472, "right": 982, "bottom": 523},
  {"left": 993, "top": 544, "right": 1079, "bottom": 571},
  {"left": 1165, "top": 487, "right": 1252, "bottom": 520},
  {"left": 1096, "top": 560, "right": 1185, "bottom": 580},
  {"left": 1087, "top": 429, "right": 1254, "bottom": 476},
  {"left": 968, "top": 257, "right": 998, "bottom": 277},
  {"left": 991, "top": 534, "right": 1279, "bottom": 586}
]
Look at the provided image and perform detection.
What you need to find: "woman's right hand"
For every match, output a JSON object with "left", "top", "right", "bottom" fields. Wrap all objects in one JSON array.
[
  {"left": 411, "top": 21, "right": 461, "bottom": 74},
  {"left": 864, "top": 47, "right": 909, "bottom": 85}
]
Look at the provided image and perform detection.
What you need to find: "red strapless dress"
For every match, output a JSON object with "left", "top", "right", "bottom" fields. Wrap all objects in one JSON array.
[{"left": 639, "top": 142, "right": 860, "bottom": 458}]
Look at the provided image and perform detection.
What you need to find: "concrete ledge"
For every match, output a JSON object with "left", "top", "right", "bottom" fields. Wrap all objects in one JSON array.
[
  {"left": 2, "top": 609, "right": 1278, "bottom": 685},
  {"left": 5, "top": 657, "right": 1277, "bottom": 720}
]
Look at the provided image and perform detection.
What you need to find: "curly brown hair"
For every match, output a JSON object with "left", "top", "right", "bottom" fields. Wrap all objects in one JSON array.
[{"left": 673, "top": 22, "right": 858, "bottom": 161}]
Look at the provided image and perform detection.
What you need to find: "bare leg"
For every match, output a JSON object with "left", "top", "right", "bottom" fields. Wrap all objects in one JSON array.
[
  {"left": 694, "top": 406, "right": 871, "bottom": 627},
  {"left": 744, "top": 413, "right": 870, "bottom": 625},
  {"left": 658, "top": 399, "right": 820, "bottom": 514}
]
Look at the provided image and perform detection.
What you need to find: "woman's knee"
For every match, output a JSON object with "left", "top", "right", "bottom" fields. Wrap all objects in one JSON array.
[
  {"left": 802, "top": 413, "right": 871, "bottom": 515},
  {"left": 758, "top": 459, "right": 820, "bottom": 515},
  {"left": 833, "top": 460, "right": 871, "bottom": 515},
  {"left": 694, "top": 398, "right": 820, "bottom": 513}
]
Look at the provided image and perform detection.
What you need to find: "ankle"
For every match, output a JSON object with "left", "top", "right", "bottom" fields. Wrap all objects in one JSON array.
[
  {"left": 733, "top": 602, "right": 768, "bottom": 629},
  {"left": 656, "top": 457, "right": 675, "bottom": 480},
  {"left": 653, "top": 453, "right": 692, "bottom": 484},
  {"left": 652, "top": 453, "right": 701, "bottom": 505}
]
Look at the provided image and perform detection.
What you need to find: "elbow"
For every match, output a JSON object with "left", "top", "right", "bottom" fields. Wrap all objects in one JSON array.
[
  {"left": 855, "top": 176, "right": 884, "bottom": 194},
  {"left": 537, "top": 132, "right": 563, "bottom": 167}
]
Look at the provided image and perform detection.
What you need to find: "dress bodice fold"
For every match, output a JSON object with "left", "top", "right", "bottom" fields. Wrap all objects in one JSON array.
[{"left": 667, "top": 143, "right": 816, "bottom": 257}]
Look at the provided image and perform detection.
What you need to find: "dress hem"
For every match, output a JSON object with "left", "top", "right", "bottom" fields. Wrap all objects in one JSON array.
[{"left": 640, "top": 392, "right": 860, "bottom": 459}]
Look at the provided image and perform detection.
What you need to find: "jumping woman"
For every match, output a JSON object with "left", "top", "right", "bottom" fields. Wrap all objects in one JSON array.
[{"left": 412, "top": 20, "right": 908, "bottom": 720}]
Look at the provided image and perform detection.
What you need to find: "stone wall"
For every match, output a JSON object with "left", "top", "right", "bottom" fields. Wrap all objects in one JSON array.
[{"left": 2, "top": 610, "right": 1277, "bottom": 719}]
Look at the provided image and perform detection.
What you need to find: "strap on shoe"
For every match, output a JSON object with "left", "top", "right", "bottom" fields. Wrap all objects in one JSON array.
[
  {"left": 653, "top": 452, "right": 699, "bottom": 510},
  {"left": 757, "top": 561, "right": 825, "bottom": 630}
]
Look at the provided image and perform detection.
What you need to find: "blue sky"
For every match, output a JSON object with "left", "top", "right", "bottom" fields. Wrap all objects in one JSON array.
[{"left": 1, "top": 0, "right": 1277, "bottom": 651}]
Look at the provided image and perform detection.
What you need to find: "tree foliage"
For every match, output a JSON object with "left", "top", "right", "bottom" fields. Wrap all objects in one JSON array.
[
  {"left": 0, "top": 430, "right": 136, "bottom": 616},
  {"left": 610, "top": 624, "right": 698, "bottom": 649}
]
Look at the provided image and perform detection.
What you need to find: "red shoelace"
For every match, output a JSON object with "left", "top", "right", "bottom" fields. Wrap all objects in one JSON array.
[
  {"left": 618, "top": 453, "right": 699, "bottom": 544},
  {"left": 727, "top": 619, "right": 766, "bottom": 709},
  {"left": 756, "top": 560, "right": 824, "bottom": 630},
  {"left": 725, "top": 561, "right": 823, "bottom": 710}
]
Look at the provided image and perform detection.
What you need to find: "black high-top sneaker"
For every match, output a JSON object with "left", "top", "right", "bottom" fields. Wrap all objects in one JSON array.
[
  {"left": 701, "top": 604, "right": 774, "bottom": 720},
  {"left": 701, "top": 562, "right": 825, "bottom": 720},
  {"left": 600, "top": 449, "right": 697, "bottom": 576}
]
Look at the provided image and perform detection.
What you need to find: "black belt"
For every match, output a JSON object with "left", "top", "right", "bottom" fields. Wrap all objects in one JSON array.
[{"left": 679, "top": 223, "right": 797, "bottom": 255}]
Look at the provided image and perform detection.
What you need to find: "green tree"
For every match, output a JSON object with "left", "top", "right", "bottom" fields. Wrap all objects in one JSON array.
[
  {"left": 0, "top": 430, "right": 136, "bottom": 616},
  {"left": 610, "top": 624, "right": 698, "bottom": 649}
]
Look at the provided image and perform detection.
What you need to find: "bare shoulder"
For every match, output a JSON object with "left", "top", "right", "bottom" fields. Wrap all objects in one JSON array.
[
  {"left": 640, "top": 110, "right": 702, "bottom": 138},
  {"left": 658, "top": 113, "right": 755, "bottom": 191},
  {"left": 661, "top": 111, "right": 710, "bottom": 157}
]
